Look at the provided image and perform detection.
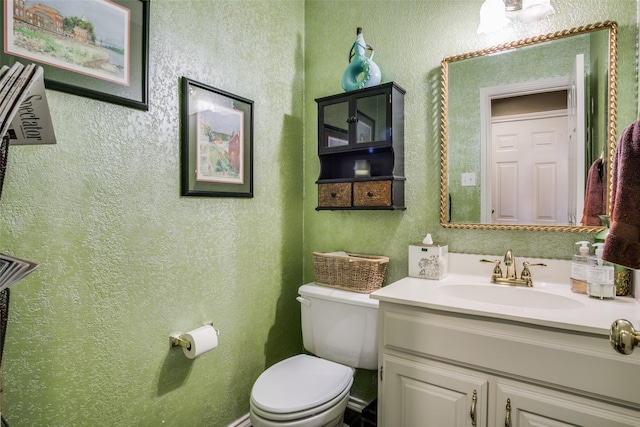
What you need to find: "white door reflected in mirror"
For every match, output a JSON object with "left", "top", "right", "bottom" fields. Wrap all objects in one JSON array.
[
  {"left": 490, "top": 113, "right": 569, "bottom": 225},
  {"left": 479, "top": 55, "right": 585, "bottom": 227}
]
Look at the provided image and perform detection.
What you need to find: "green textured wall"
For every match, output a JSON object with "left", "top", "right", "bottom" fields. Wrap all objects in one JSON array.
[
  {"left": 0, "top": 0, "right": 304, "bottom": 426},
  {"left": 303, "top": 0, "right": 639, "bottom": 287},
  {"left": 0, "top": 1, "right": 638, "bottom": 426}
]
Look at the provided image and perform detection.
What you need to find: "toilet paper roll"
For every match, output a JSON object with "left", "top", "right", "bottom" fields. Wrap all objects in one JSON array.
[{"left": 182, "top": 325, "right": 218, "bottom": 359}]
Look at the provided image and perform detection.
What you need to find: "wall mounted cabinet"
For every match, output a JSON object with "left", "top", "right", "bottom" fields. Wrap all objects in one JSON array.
[{"left": 315, "top": 82, "right": 405, "bottom": 210}]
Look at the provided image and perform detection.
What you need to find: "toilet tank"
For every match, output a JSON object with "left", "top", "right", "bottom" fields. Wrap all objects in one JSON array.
[{"left": 297, "top": 284, "right": 378, "bottom": 370}]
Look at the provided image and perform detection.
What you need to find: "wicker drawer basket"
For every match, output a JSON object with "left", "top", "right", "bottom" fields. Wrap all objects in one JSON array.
[{"left": 313, "top": 251, "right": 389, "bottom": 293}]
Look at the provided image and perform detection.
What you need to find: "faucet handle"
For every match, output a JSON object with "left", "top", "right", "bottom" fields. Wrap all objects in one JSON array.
[
  {"left": 521, "top": 261, "right": 547, "bottom": 271},
  {"left": 520, "top": 262, "right": 547, "bottom": 286},
  {"left": 480, "top": 259, "right": 502, "bottom": 281}
]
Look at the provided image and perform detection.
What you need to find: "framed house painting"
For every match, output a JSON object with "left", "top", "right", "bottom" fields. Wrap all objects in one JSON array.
[{"left": 180, "top": 77, "right": 253, "bottom": 198}]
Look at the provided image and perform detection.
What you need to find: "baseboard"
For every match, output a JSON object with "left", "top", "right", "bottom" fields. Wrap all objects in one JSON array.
[
  {"left": 347, "top": 395, "right": 369, "bottom": 413},
  {"left": 230, "top": 396, "right": 369, "bottom": 426},
  {"left": 228, "top": 413, "right": 251, "bottom": 427}
]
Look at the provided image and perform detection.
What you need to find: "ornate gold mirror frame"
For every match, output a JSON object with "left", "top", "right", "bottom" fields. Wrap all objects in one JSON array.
[{"left": 440, "top": 21, "right": 617, "bottom": 232}]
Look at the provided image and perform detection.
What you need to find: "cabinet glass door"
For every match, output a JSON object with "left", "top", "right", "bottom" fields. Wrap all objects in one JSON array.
[
  {"left": 322, "top": 101, "right": 350, "bottom": 148},
  {"left": 356, "top": 93, "right": 388, "bottom": 143}
]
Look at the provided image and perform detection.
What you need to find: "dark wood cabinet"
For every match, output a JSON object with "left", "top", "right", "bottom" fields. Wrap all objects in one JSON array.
[{"left": 315, "top": 82, "right": 405, "bottom": 210}]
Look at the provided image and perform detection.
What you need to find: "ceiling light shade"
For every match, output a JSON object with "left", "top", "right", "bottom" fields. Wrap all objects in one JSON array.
[
  {"left": 520, "top": 0, "right": 555, "bottom": 21},
  {"left": 478, "top": 0, "right": 509, "bottom": 34}
]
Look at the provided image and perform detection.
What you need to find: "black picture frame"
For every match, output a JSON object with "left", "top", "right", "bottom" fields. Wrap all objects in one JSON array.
[
  {"left": 357, "top": 110, "right": 375, "bottom": 143},
  {"left": 180, "top": 77, "right": 253, "bottom": 198},
  {"left": 1, "top": 0, "right": 150, "bottom": 111},
  {"left": 323, "top": 124, "right": 348, "bottom": 148}
]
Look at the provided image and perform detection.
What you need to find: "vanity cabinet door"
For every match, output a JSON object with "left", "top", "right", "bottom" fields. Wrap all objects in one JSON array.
[
  {"left": 381, "top": 354, "right": 488, "bottom": 427},
  {"left": 496, "top": 381, "right": 640, "bottom": 427}
]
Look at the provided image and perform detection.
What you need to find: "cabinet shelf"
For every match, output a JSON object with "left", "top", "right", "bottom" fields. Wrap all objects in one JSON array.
[
  {"left": 318, "top": 139, "right": 392, "bottom": 156},
  {"left": 315, "top": 82, "right": 405, "bottom": 210},
  {"left": 317, "top": 175, "right": 405, "bottom": 184}
]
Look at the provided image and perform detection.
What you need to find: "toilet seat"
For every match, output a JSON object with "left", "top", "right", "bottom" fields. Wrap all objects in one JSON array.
[
  {"left": 250, "top": 384, "right": 350, "bottom": 424},
  {"left": 250, "top": 354, "right": 354, "bottom": 421}
]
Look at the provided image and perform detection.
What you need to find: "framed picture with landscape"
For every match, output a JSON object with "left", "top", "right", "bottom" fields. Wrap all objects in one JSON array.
[
  {"left": 1, "top": 0, "right": 149, "bottom": 110},
  {"left": 180, "top": 77, "right": 254, "bottom": 198}
]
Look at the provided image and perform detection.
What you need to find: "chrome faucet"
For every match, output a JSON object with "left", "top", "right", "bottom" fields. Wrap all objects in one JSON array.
[{"left": 480, "top": 249, "right": 546, "bottom": 287}]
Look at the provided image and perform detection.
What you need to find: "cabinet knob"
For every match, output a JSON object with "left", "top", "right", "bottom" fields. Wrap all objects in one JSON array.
[
  {"left": 330, "top": 192, "right": 337, "bottom": 198},
  {"left": 367, "top": 191, "right": 374, "bottom": 197},
  {"left": 346, "top": 116, "right": 358, "bottom": 124},
  {"left": 610, "top": 319, "right": 640, "bottom": 355}
]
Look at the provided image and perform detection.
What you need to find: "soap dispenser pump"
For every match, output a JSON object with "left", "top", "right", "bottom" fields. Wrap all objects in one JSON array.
[{"left": 570, "top": 241, "right": 590, "bottom": 294}]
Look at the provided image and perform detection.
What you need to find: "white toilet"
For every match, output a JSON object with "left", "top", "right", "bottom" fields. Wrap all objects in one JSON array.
[{"left": 249, "top": 284, "right": 379, "bottom": 427}]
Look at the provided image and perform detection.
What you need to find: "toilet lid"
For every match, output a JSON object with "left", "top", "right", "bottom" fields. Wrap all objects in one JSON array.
[{"left": 251, "top": 354, "right": 353, "bottom": 414}]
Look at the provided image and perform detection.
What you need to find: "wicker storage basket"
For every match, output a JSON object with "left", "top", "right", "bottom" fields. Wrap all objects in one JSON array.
[{"left": 313, "top": 252, "right": 389, "bottom": 293}]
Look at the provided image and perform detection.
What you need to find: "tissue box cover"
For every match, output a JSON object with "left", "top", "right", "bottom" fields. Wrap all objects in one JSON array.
[{"left": 408, "top": 244, "right": 448, "bottom": 280}]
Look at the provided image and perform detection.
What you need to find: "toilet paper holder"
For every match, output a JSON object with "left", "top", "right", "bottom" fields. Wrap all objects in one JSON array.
[{"left": 170, "top": 322, "right": 219, "bottom": 350}]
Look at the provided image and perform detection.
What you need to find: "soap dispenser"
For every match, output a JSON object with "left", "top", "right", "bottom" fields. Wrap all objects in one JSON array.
[
  {"left": 587, "top": 243, "right": 615, "bottom": 300},
  {"left": 595, "top": 215, "right": 632, "bottom": 296},
  {"left": 570, "top": 241, "right": 590, "bottom": 294}
]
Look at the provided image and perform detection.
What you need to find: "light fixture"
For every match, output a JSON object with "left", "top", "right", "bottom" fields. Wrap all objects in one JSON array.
[
  {"left": 520, "top": 0, "right": 555, "bottom": 22},
  {"left": 478, "top": 0, "right": 554, "bottom": 33},
  {"left": 477, "top": 0, "right": 509, "bottom": 34}
]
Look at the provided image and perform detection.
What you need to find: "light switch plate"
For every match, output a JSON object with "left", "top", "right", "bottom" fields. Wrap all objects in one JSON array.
[{"left": 461, "top": 173, "right": 476, "bottom": 187}]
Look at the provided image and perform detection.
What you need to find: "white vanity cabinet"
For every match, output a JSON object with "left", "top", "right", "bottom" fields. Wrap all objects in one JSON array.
[{"left": 376, "top": 301, "right": 640, "bottom": 427}]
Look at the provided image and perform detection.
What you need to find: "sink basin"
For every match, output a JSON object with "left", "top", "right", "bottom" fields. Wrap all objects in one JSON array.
[{"left": 435, "top": 284, "right": 585, "bottom": 310}]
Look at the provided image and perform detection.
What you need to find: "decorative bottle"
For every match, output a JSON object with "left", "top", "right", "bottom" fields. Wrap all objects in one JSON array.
[{"left": 341, "top": 27, "right": 382, "bottom": 92}]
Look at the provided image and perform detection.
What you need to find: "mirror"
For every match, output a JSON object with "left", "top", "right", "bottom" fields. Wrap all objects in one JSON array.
[{"left": 440, "top": 21, "right": 617, "bottom": 231}]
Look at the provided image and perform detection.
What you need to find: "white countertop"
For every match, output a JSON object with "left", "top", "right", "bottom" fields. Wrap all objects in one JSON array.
[{"left": 370, "top": 253, "right": 640, "bottom": 336}]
